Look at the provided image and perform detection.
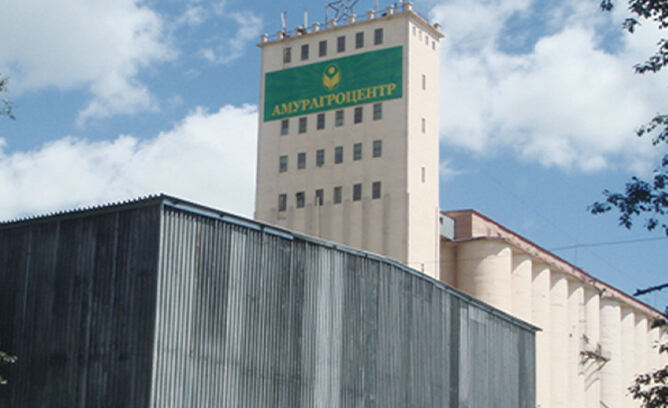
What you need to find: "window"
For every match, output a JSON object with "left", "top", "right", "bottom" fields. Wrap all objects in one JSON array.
[
  {"left": 355, "top": 32, "right": 364, "bottom": 48},
  {"left": 296, "top": 192, "right": 305, "bottom": 208},
  {"left": 317, "top": 113, "right": 325, "bottom": 130},
  {"left": 299, "top": 117, "right": 307, "bottom": 133},
  {"left": 298, "top": 152, "right": 306, "bottom": 169},
  {"left": 337, "top": 36, "right": 345, "bottom": 52},
  {"left": 335, "top": 109, "right": 344, "bottom": 126},
  {"left": 421, "top": 166, "right": 426, "bottom": 183},
  {"left": 301, "top": 44, "right": 309, "bottom": 60},
  {"left": 353, "top": 143, "right": 362, "bottom": 160},
  {"left": 316, "top": 149, "right": 325, "bottom": 166},
  {"left": 319, "top": 40, "right": 327, "bottom": 57},
  {"left": 278, "top": 194, "right": 287, "bottom": 211},
  {"left": 333, "top": 186, "right": 342, "bottom": 204},
  {"left": 372, "top": 181, "right": 381, "bottom": 199},
  {"left": 421, "top": 117, "right": 426, "bottom": 133},
  {"left": 283, "top": 47, "right": 291, "bottom": 63},
  {"left": 354, "top": 106, "right": 363, "bottom": 124},
  {"left": 422, "top": 74, "right": 426, "bottom": 90},
  {"left": 373, "top": 103, "right": 382, "bottom": 120},
  {"left": 374, "top": 28, "right": 383, "bottom": 45},
  {"left": 335, "top": 146, "right": 343, "bottom": 163},
  {"left": 315, "top": 189, "right": 324, "bottom": 206},
  {"left": 280, "top": 119, "right": 289, "bottom": 135},
  {"left": 412, "top": 26, "right": 416, "bottom": 36},
  {"left": 373, "top": 140, "right": 382, "bottom": 158},
  {"left": 353, "top": 183, "right": 362, "bottom": 201},
  {"left": 432, "top": 40, "right": 436, "bottom": 50},
  {"left": 425, "top": 35, "right": 429, "bottom": 45},
  {"left": 279, "top": 155, "right": 288, "bottom": 172}
]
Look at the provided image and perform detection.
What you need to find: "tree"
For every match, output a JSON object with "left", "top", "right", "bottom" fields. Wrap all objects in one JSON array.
[
  {"left": 0, "top": 74, "right": 15, "bottom": 385},
  {"left": 593, "top": 2, "right": 668, "bottom": 407},
  {"left": 0, "top": 75, "right": 14, "bottom": 120},
  {"left": 591, "top": 1, "right": 668, "bottom": 236}
]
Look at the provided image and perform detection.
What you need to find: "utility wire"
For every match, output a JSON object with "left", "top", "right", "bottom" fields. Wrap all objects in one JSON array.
[{"left": 550, "top": 236, "right": 668, "bottom": 251}]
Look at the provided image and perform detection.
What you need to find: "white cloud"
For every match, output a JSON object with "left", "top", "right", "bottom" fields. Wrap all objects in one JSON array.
[
  {"left": 198, "top": 11, "right": 262, "bottom": 64},
  {"left": 0, "top": 0, "right": 173, "bottom": 125},
  {"left": 431, "top": 0, "right": 668, "bottom": 173},
  {"left": 177, "top": 4, "right": 207, "bottom": 27},
  {"left": 439, "top": 158, "right": 464, "bottom": 181},
  {"left": 0, "top": 104, "right": 258, "bottom": 220}
]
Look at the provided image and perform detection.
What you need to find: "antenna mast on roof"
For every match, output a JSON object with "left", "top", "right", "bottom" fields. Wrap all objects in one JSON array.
[{"left": 280, "top": 11, "right": 287, "bottom": 33}]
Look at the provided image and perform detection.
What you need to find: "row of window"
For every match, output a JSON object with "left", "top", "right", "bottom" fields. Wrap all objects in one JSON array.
[
  {"left": 284, "top": 28, "right": 384, "bottom": 63},
  {"left": 279, "top": 140, "right": 382, "bottom": 172},
  {"left": 412, "top": 25, "right": 437, "bottom": 50},
  {"left": 278, "top": 181, "right": 383, "bottom": 211},
  {"left": 280, "top": 103, "right": 382, "bottom": 135}
]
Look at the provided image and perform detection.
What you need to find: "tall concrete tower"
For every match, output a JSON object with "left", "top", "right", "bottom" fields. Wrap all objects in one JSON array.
[{"left": 254, "top": 2, "right": 443, "bottom": 278}]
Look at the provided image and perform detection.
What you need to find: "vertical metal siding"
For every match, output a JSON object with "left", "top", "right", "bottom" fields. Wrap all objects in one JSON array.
[
  {"left": 151, "top": 206, "right": 535, "bottom": 407},
  {"left": 0, "top": 207, "right": 161, "bottom": 408},
  {"left": 0, "top": 199, "right": 535, "bottom": 407}
]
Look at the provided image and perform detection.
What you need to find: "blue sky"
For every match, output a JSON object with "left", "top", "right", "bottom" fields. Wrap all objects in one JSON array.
[{"left": 0, "top": 0, "right": 666, "bottom": 311}]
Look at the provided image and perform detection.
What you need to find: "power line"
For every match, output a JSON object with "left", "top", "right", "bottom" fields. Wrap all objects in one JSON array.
[{"left": 550, "top": 236, "right": 667, "bottom": 251}]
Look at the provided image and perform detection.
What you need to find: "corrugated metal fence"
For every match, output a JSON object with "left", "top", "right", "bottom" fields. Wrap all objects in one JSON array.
[
  {"left": 151, "top": 204, "right": 535, "bottom": 407},
  {"left": 0, "top": 197, "right": 534, "bottom": 407}
]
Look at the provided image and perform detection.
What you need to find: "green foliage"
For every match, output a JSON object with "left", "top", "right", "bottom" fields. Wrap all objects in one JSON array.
[
  {"left": 628, "top": 341, "right": 668, "bottom": 407},
  {"left": 0, "top": 350, "right": 17, "bottom": 385},
  {"left": 592, "top": 2, "right": 668, "bottom": 236},
  {"left": 595, "top": 3, "right": 668, "bottom": 407},
  {"left": 0, "top": 74, "right": 14, "bottom": 120}
]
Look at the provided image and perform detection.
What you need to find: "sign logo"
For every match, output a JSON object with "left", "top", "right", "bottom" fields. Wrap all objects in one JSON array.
[{"left": 323, "top": 64, "right": 341, "bottom": 91}]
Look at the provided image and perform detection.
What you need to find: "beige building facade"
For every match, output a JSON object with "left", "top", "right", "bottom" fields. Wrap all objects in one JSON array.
[
  {"left": 254, "top": 3, "right": 667, "bottom": 408},
  {"left": 254, "top": 3, "right": 443, "bottom": 278},
  {"left": 441, "top": 210, "right": 667, "bottom": 408}
]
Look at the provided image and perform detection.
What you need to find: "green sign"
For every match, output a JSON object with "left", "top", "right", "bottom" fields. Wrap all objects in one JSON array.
[{"left": 264, "top": 46, "right": 403, "bottom": 121}]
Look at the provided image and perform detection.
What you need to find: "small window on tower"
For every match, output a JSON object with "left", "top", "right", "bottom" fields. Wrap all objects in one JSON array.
[
  {"left": 354, "top": 107, "right": 363, "bottom": 124},
  {"left": 373, "top": 140, "right": 382, "bottom": 158},
  {"left": 316, "top": 149, "right": 325, "bottom": 166},
  {"left": 372, "top": 181, "right": 381, "bottom": 199},
  {"left": 422, "top": 74, "right": 426, "bottom": 90},
  {"left": 280, "top": 119, "right": 289, "bottom": 135},
  {"left": 373, "top": 103, "right": 382, "bottom": 120},
  {"left": 279, "top": 155, "right": 288, "bottom": 172},
  {"left": 335, "top": 109, "right": 344, "bottom": 126},
  {"left": 355, "top": 32, "right": 364, "bottom": 48},
  {"left": 299, "top": 117, "right": 307, "bottom": 133},
  {"left": 353, "top": 183, "right": 362, "bottom": 201},
  {"left": 319, "top": 40, "right": 327, "bottom": 57},
  {"left": 317, "top": 113, "right": 325, "bottom": 130},
  {"left": 353, "top": 143, "right": 362, "bottom": 160},
  {"left": 278, "top": 194, "right": 287, "bottom": 211},
  {"left": 298, "top": 152, "right": 306, "bottom": 169},
  {"left": 337, "top": 36, "right": 345, "bottom": 52},
  {"left": 374, "top": 28, "right": 383, "bottom": 45},
  {"left": 301, "top": 44, "right": 309, "bottom": 60},
  {"left": 283, "top": 47, "right": 291, "bottom": 63},
  {"left": 421, "top": 117, "right": 426, "bottom": 133},
  {"left": 333, "top": 186, "right": 342, "bottom": 204},
  {"left": 296, "top": 192, "right": 305, "bottom": 208},
  {"left": 421, "top": 166, "right": 426, "bottom": 183},
  {"left": 335, "top": 146, "right": 343, "bottom": 163}
]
